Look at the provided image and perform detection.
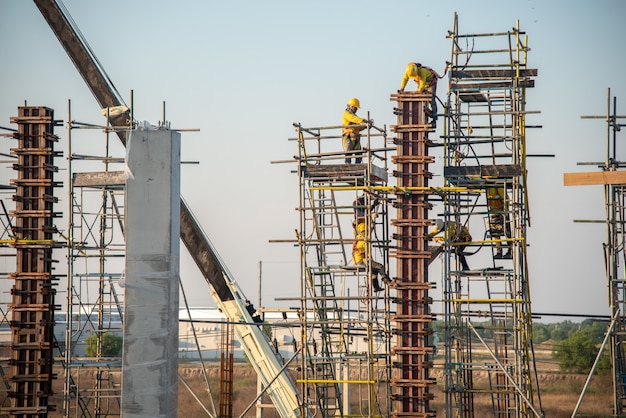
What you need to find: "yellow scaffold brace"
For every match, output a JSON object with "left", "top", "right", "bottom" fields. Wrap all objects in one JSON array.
[{"left": 0, "top": 238, "right": 59, "bottom": 245}]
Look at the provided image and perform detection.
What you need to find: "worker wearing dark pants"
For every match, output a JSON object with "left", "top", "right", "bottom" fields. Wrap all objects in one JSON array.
[
  {"left": 486, "top": 186, "right": 512, "bottom": 259},
  {"left": 454, "top": 235, "right": 471, "bottom": 271},
  {"left": 429, "top": 219, "right": 472, "bottom": 271},
  {"left": 342, "top": 98, "right": 372, "bottom": 164}
]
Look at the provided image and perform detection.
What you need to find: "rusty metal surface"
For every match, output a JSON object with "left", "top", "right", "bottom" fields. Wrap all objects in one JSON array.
[
  {"left": 390, "top": 93, "right": 436, "bottom": 417},
  {"left": 5, "top": 106, "right": 61, "bottom": 416}
]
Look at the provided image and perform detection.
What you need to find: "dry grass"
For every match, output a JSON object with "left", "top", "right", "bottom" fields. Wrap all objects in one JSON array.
[
  {"left": 0, "top": 362, "right": 613, "bottom": 417},
  {"left": 428, "top": 372, "right": 612, "bottom": 418}
]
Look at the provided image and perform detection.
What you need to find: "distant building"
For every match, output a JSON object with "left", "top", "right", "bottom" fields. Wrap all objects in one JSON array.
[{"left": 0, "top": 307, "right": 377, "bottom": 361}]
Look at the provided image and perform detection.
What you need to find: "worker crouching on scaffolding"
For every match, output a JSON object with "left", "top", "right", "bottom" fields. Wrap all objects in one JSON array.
[
  {"left": 352, "top": 222, "right": 390, "bottom": 292},
  {"left": 429, "top": 219, "right": 472, "bottom": 271},
  {"left": 342, "top": 97, "right": 372, "bottom": 164},
  {"left": 399, "top": 62, "right": 443, "bottom": 127}
]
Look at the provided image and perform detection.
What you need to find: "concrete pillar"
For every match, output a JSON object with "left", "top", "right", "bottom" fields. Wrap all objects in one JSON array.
[{"left": 122, "top": 128, "right": 181, "bottom": 418}]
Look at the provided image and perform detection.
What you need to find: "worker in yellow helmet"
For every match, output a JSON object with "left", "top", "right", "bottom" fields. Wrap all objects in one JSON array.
[
  {"left": 352, "top": 222, "right": 390, "bottom": 292},
  {"left": 399, "top": 62, "right": 442, "bottom": 126},
  {"left": 342, "top": 98, "right": 372, "bottom": 164},
  {"left": 429, "top": 219, "right": 472, "bottom": 270}
]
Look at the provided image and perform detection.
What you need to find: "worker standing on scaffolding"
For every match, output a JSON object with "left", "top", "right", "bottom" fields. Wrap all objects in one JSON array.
[
  {"left": 353, "top": 222, "right": 390, "bottom": 292},
  {"left": 486, "top": 186, "right": 512, "bottom": 259},
  {"left": 342, "top": 98, "right": 372, "bottom": 164},
  {"left": 399, "top": 62, "right": 442, "bottom": 126},
  {"left": 429, "top": 219, "right": 472, "bottom": 271}
]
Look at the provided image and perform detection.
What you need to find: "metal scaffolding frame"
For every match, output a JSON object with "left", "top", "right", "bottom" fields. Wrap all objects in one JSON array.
[
  {"left": 440, "top": 13, "right": 543, "bottom": 417},
  {"left": 565, "top": 89, "right": 626, "bottom": 417},
  {"left": 291, "top": 121, "right": 393, "bottom": 417},
  {"left": 62, "top": 107, "right": 127, "bottom": 417},
  {"left": 591, "top": 92, "right": 626, "bottom": 417}
]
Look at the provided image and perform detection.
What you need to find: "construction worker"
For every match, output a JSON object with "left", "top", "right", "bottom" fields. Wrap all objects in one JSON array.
[
  {"left": 486, "top": 186, "right": 512, "bottom": 259},
  {"left": 399, "top": 62, "right": 441, "bottom": 125},
  {"left": 353, "top": 222, "right": 390, "bottom": 292},
  {"left": 342, "top": 98, "right": 372, "bottom": 164},
  {"left": 352, "top": 193, "right": 379, "bottom": 226},
  {"left": 429, "top": 219, "right": 472, "bottom": 271}
]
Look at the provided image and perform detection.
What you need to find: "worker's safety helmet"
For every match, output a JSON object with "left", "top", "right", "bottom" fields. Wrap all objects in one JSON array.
[
  {"left": 434, "top": 219, "right": 445, "bottom": 231},
  {"left": 356, "top": 222, "right": 367, "bottom": 235},
  {"left": 409, "top": 62, "right": 421, "bottom": 77},
  {"left": 348, "top": 98, "right": 361, "bottom": 109}
]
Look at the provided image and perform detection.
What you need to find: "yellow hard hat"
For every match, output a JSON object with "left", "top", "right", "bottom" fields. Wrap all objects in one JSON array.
[
  {"left": 356, "top": 222, "right": 367, "bottom": 234},
  {"left": 409, "top": 62, "right": 421, "bottom": 77},
  {"left": 348, "top": 98, "right": 361, "bottom": 109}
]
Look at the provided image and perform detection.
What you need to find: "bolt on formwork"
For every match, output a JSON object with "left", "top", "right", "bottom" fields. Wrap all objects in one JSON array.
[
  {"left": 564, "top": 89, "right": 626, "bottom": 417},
  {"left": 440, "top": 13, "right": 543, "bottom": 417},
  {"left": 290, "top": 120, "right": 393, "bottom": 417}
]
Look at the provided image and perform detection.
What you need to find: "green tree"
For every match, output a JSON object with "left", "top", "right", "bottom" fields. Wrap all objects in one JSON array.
[
  {"left": 86, "top": 332, "right": 123, "bottom": 357},
  {"left": 532, "top": 323, "right": 550, "bottom": 344},
  {"left": 580, "top": 319, "right": 608, "bottom": 341},
  {"left": 549, "top": 320, "right": 576, "bottom": 341},
  {"left": 552, "top": 329, "right": 610, "bottom": 374}
]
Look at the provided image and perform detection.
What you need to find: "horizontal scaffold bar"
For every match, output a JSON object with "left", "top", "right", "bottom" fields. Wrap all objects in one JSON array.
[
  {"left": 450, "top": 298, "right": 524, "bottom": 304},
  {"left": 444, "top": 164, "right": 522, "bottom": 178},
  {"left": 451, "top": 69, "right": 537, "bottom": 79},
  {"left": 1, "top": 239, "right": 59, "bottom": 244},
  {"left": 307, "top": 185, "right": 482, "bottom": 193},
  {"left": 296, "top": 379, "right": 375, "bottom": 384}
]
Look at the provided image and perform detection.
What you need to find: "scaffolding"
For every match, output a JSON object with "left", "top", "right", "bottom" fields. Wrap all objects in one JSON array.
[
  {"left": 564, "top": 89, "right": 626, "bottom": 417},
  {"left": 440, "top": 13, "right": 543, "bottom": 417},
  {"left": 291, "top": 120, "right": 393, "bottom": 417},
  {"left": 62, "top": 108, "right": 127, "bottom": 417}
]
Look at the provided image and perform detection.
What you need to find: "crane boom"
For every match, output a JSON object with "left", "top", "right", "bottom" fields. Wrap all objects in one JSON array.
[{"left": 33, "top": 1, "right": 303, "bottom": 416}]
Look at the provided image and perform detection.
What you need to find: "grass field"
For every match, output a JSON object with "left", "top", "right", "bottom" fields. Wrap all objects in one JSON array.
[
  {"left": 0, "top": 359, "right": 613, "bottom": 417},
  {"left": 176, "top": 362, "right": 613, "bottom": 417}
]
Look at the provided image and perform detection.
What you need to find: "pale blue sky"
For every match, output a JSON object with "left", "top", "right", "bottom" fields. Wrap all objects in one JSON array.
[{"left": 1, "top": 1, "right": 625, "bottom": 322}]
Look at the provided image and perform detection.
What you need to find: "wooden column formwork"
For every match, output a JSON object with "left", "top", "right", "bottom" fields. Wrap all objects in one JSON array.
[
  {"left": 389, "top": 92, "right": 436, "bottom": 418},
  {"left": 6, "top": 106, "right": 61, "bottom": 417}
]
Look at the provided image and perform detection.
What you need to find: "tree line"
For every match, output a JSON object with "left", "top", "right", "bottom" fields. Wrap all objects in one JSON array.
[{"left": 431, "top": 319, "right": 611, "bottom": 374}]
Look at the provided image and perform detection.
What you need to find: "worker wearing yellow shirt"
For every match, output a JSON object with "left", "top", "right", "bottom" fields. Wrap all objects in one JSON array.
[
  {"left": 399, "top": 62, "right": 441, "bottom": 125},
  {"left": 342, "top": 98, "right": 372, "bottom": 164},
  {"left": 352, "top": 222, "right": 390, "bottom": 292}
]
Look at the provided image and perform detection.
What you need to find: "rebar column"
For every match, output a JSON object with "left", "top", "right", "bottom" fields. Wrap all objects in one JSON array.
[
  {"left": 389, "top": 92, "right": 436, "bottom": 417},
  {"left": 6, "top": 106, "right": 61, "bottom": 416}
]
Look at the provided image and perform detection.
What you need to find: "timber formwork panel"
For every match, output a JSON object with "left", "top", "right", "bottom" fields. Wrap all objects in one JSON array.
[
  {"left": 389, "top": 92, "right": 436, "bottom": 418},
  {"left": 5, "top": 107, "right": 60, "bottom": 416}
]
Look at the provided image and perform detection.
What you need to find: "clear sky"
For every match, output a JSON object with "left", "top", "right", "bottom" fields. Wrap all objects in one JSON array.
[{"left": 1, "top": 0, "right": 625, "bottom": 322}]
